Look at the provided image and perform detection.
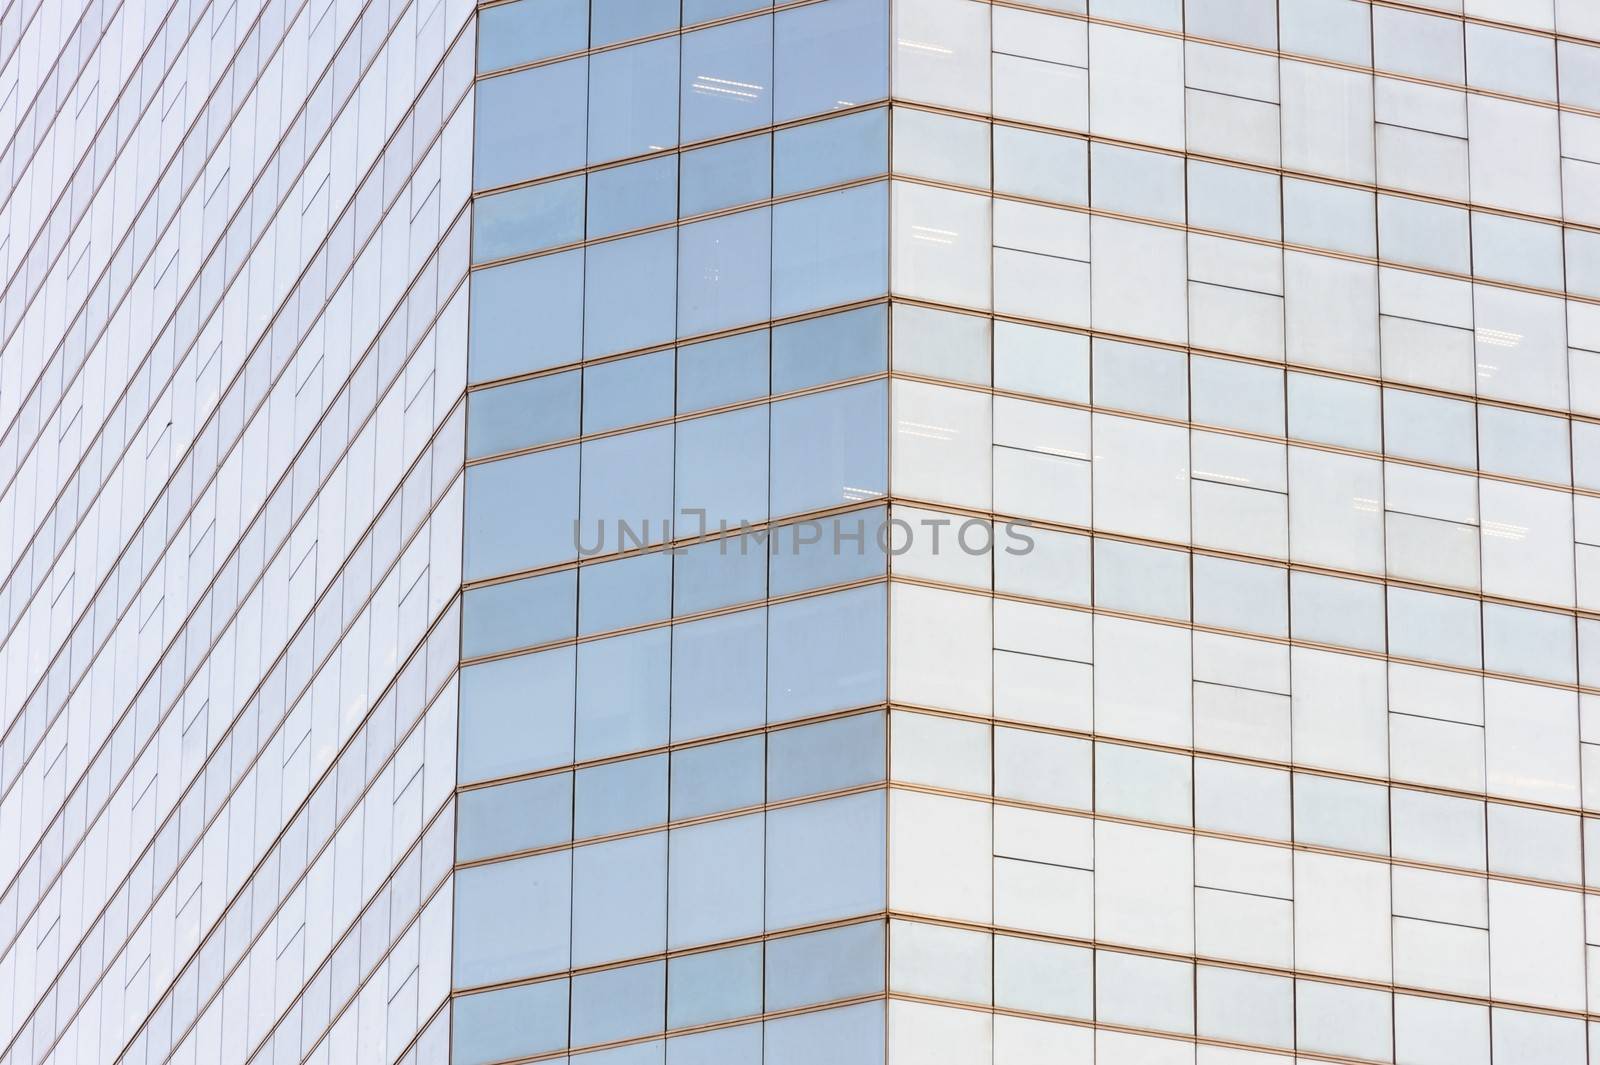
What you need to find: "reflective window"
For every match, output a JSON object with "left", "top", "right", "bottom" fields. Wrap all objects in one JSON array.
[
  {"left": 476, "top": 60, "right": 589, "bottom": 188},
  {"left": 458, "top": 648, "right": 576, "bottom": 784},
  {"left": 455, "top": 851, "right": 572, "bottom": 985},
  {"left": 682, "top": 17, "right": 774, "bottom": 141},
  {"left": 469, "top": 252, "right": 584, "bottom": 382}
]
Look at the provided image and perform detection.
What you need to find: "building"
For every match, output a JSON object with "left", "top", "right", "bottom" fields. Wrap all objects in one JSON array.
[{"left": 2, "top": 1, "right": 1600, "bottom": 1064}]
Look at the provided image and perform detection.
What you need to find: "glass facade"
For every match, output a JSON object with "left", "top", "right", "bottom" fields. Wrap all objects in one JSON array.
[
  {"left": 11, "top": 0, "right": 1600, "bottom": 1064},
  {"left": 0, "top": 0, "right": 474, "bottom": 1062}
]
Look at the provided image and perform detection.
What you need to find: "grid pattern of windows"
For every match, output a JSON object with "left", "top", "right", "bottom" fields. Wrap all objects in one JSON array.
[
  {"left": 0, "top": 0, "right": 475, "bottom": 1063},
  {"left": 459, "top": 2, "right": 896, "bottom": 1060},
  {"left": 882, "top": 2, "right": 1600, "bottom": 1064},
  {"left": 13, "top": 1, "right": 1600, "bottom": 1065},
  {"left": 461, "top": 1, "right": 1600, "bottom": 1064}
]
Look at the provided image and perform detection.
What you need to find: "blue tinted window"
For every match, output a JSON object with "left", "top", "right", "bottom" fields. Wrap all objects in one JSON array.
[
  {"left": 771, "top": 303, "right": 887, "bottom": 392},
  {"left": 579, "top": 550, "right": 673, "bottom": 633},
  {"left": 463, "top": 567, "right": 576, "bottom": 658},
  {"left": 669, "top": 814, "right": 764, "bottom": 945},
  {"left": 572, "top": 835, "right": 668, "bottom": 965},
  {"left": 680, "top": 133, "right": 771, "bottom": 216},
  {"left": 774, "top": 0, "right": 887, "bottom": 122},
  {"left": 588, "top": 38, "right": 680, "bottom": 163},
  {"left": 456, "top": 772, "right": 574, "bottom": 862},
  {"left": 579, "top": 427, "right": 675, "bottom": 554},
  {"left": 765, "top": 792, "right": 886, "bottom": 927},
  {"left": 678, "top": 206, "right": 771, "bottom": 336},
  {"left": 466, "top": 371, "right": 580, "bottom": 459},
  {"left": 672, "top": 537, "right": 767, "bottom": 615},
  {"left": 681, "top": 16, "right": 773, "bottom": 142},
  {"left": 465, "top": 445, "right": 580, "bottom": 579},
  {"left": 570, "top": 959, "right": 666, "bottom": 1043},
  {"left": 671, "top": 734, "right": 765, "bottom": 818},
  {"left": 458, "top": 647, "right": 576, "bottom": 783},
  {"left": 453, "top": 980, "right": 569, "bottom": 1065},
  {"left": 766, "top": 921, "right": 885, "bottom": 1009},
  {"left": 475, "top": 59, "right": 588, "bottom": 188},
  {"left": 576, "top": 627, "right": 672, "bottom": 759},
  {"left": 473, "top": 177, "right": 584, "bottom": 262},
  {"left": 770, "top": 380, "right": 886, "bottom": 515},
  {"left": 591, "top": 0, "right": 677, "bottom": 45},
  {"left": 672, "top": 608, "right": 767, "bottom": 740},
  {"left": 583, "top": 349, "right": 674, "bottom": 433},
  {"left": 767, "top": 585, "right": 885, "bottom": 720},
  {"left": 454, "top": 850, "right": 572, "bottom": 985},
  {"left": 677, "top": 329, "right": 769, "bottom": 411},
  {"left": 771, "top": 182, "right": 888, "bottom": 316},
  {"left": 469, "top": 251, "right": 584, "bottom": 383},
  {"left": 585, "top": 229, "right": 678, "bottom": 357},
  {"left": 768, "top": 509, "right": 888, "bottom": 596},
  {"left": 667, "top": 944, "right": 762, "bottom": 1029},
  {"left": 774, "top": 107, "right": 888, "bottom": 196},
  {"left": 478, "top": 0, "right": 587, "bottom": 71},
  {"left": 575, "top": 753, "right": 668, "bottom": 836},
  {"left": 676, "top": 406, "right": 769, "bottom": 530},
  {"left": 768, "top": 711, "right": 885, "bottom": 800},
  {"left": 588, "top": 155, "right": 678, "bottom": 238}
]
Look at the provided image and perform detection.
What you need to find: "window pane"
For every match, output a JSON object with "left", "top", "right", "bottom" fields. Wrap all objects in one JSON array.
[
  {"left": 572, "top": 835, "right": 669, "bottom": 964},
  {"left": 772, "top": 183, "right": 889, "bottom": 316},
  {"left": 575, "top": 753, "right": 668, "bottom": 836},
  {"left": 466, "top": 371, "right": 581, "bottom": 459},
  {"left": 454, "top": 851, "right": 572, "bottom": 985},
  {"left": 672, "top": 608, "right": 768, "bottom": 740},
  {"left": 579, "top": 427, "right": 675, "bottom": 554},
  {"left": 771, "top": 304, "right": 887, "bottom": 392},
  {"left": 682, "top": 16, "right": 773, "bottom": 142},
  {"left": 774, "top": 0, "right": 888, "bottom": 122},
  {"left": 588, "top": 155, "right": 679, "bottom": 238},
  {"left": 463, "top": 567, "right": 577, "bottom": 658},
  {"left": 766, "top": 792, "right": 886, "bottom": 927},
  {"left": 469, "top": 252, "right": 585, "bottom": 383},
  {"left": 774, "top": 107, "right": 888, "bottom": 196},
  {"left": 571, "top": 961, "right": 668, "bottom": 1045},
  {"left": 457, "top": 773, "right": 574, "bottom": 862},
  {"left": 768, "top": 711, "right": 885, "bottom": 800},
  {"left": 458, "top": 648, "right": 576, "bottom": 784},
  {"left": 589, "top": 38, "right": 680, "bottom": 163},
  {"left": 668, "top": 944, "right": 763, "bottom": 1029},
  {"left": 672, "top": 538, "right": 768, "bottom": 615},
  {"left": 768, "top": 585, "right": 886, "bottom": 720},
  {"left": 478, "top": 0, "right": 587, "bottom": 71},
  {"left": 585, "top": 230, "right": 679, "bottom": 357},
  {"left": 671, "top": 734, "right": 765, "bottom": 819},
  {"left": 583, "top": 349, "right": 675, "bottom": 433},
  {"left": 579, "top": 550, "right": 673, "bottom": 634},
  {"left": 476, "top": 59, "right": 589, "bottom": 188},
  {"left": 675, "top": 406, "right": 770, "bottom": 530},
  {"left": 678, "top": 328, "right": 770, "bottom": 412},
  {"left": 766, "top": 921, "right": 884, "bottom": 1009},
  {"left": 678, "top": 206, "right": 772, "bottom": 336},
  {"left": 453, "top": 981, "right": 569, "bottom": 1065},
  {"left": 473, "top": 176, "right": 585, "bottom": 262},
  {"left": 770, "top": 380, "right": 887, "bottom": 515},
  {"left": 577, "top": 627, "right": 672, "bottom": 759},
  {"left": 465, "top": 446, "right": 580, "bottom": 579},
  {"left": 681, "top": 133, "right": 772, "bottom": 216}
]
